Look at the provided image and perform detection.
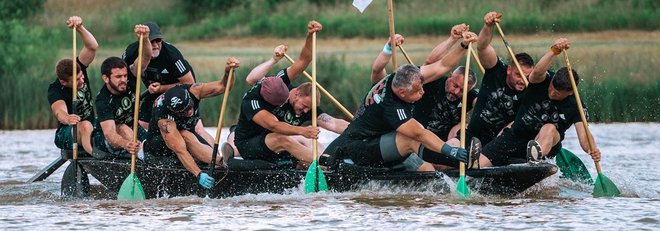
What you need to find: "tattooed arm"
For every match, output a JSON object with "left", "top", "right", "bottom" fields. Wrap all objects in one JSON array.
[{"left": 317, "top": 113, "right": 349, "bottom": 134}]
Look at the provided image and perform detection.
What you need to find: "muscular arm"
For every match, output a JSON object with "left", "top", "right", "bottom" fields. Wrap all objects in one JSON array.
[
  {"left": 286, "top": 21, "right": 322, "bottom": 82},
  {"left": 396, "top": 119, "right": 446, "bottom": 153},
  {"left": 76, "top": 25, "right": 99, "bottom": 66},
  {"left": 317, "top": 113, "right": 349, "bottom": 134},
  {"left": 159, "top": 119, "right": 203, "bottom": 176},
  {"left": 129, "top": 36, "right": 152, "bottom": 77},
  {"left": 476, "top": 24, "right": 498, "bottom": 69},
  {"left": 574, "top": 122, "right": 593, "bottom": 153},
  {"left": 156, "top": 72, "right": 195, "bottom": 93},
  {"left": 370, "top": 51, "right": 391, "bottom": 84},
  {"left": 50, "top": 100, "right": 74, "bottom": 124},
  {"left": 252, "top": 110, "right": 307, "bottom": 136},
  {"left": 246, "top": 59, "right": 277, "bottom": 85},
  {"left": 528, "top": 50, "right": 555, "bottom": 84},
  {"left": 420, "top": 45, "right": 468, "bottom": 84},
  {"left": 100, "top": 120, "right": 131, "bottom": 149}
]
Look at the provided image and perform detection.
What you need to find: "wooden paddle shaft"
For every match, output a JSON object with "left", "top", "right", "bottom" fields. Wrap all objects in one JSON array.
[
  {"left": 563, "top": 51, "right": 602, "bottom": 174},
  {"left": 387, "top": 0, "right": 397, "bottom": 72},
  {"left": 283, "top": 54, "right": 354, "bottom": 120},
  {"left": 71, "top": 28, "right": 79, "bottom": 160},
  {"left": 311, "top": 32, "right": 319, "bottom": 161},
  {"left": 213, "top": 67, "right": 235, "bottom": 144},
  {"left": 399, "top": 45, "right": 414, "bottom": 65},
  {"left": 470, "top": 47, "right": 485, "bottom": 74},
  {"left": 495, "top": 22, "right": 529, "bottom": 86},
  {"left": 130, "top": 34, "right": 144, "bottom": 174},
  {"left": 459, "top": 42, "right": 473, "bottom": 176}
]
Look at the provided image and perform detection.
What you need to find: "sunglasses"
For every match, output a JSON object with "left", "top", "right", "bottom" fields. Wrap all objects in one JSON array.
[{"left": 150, "top": 38, "right": 162, "bottom": 43}]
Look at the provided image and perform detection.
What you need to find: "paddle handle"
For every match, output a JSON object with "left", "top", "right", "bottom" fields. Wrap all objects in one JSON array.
[
  {"left": 458, "top": 42, "right": 473, "bottom": 177},
  {"left": 399, "top": 45, "right": 414, "bottom": 65},
  {"left": 130, "top": 34, "right": 144, "bottom": 174},
  {"left": 283, "top": 54, "right": 354, "bottom": 120},
  {"left": 469, "top": 47, "right": 485, "bottom": 74},
  {"left": 387, "top": 0, "right": 397, "bottom": 72},
  {"left": 563, "top": 51, "right": 602, "bottom": 174},
  {"left": 209, "top": 67, "right": 235, "bottom": 175},
  {"left": 495, "top": 22, "right": 529, "bottom": 86},
  {"left": 311, "top": 32, "right": 318, "bottom": 161},
  {"left": 71, "top": 27, "right": 79, "bottom": 160}
]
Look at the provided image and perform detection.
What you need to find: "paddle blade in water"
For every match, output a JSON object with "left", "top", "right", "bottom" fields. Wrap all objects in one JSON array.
[
  {"left": 556, "top": 148, "right": 593, "bottom": 184},
  {"left": 456, "top": 175, "right": 470, "bottom": 199},
  {"left": 304, "top": 160, "right": 327, "bottom": 193},
  {"left": 592, "top": 173, "right": 621, "bottom": 197},
  {"left": 118, "top": 173, "right": 145, "bottom": 200}
]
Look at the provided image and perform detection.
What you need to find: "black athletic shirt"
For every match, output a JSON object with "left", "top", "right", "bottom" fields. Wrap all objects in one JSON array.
[
  {"left": 413, "top": 76, "right": 478, "bottom": 139},
  {"left": 511, "top": 73, "right": 585, "bottom": 140},
  {"left": 122, "top": 41, "right": 194, "bottom": 86},
  {"left": 466, "top": 57, "right": 525, "bottom": 141},
  {"left": 95, "top": 71, "right": 138, "bottom": 126},
  {"left": 343, "top": 72, "right": 414, "bottom": 140},
  {"left": 147, "top": 84, "right": 201, "bottom": 138},
  {"left": 234, "top": 69, "right": 324, "bottom": 142},
  {"left": 47, "top": 57, "right": 95, "bottom": 129}
]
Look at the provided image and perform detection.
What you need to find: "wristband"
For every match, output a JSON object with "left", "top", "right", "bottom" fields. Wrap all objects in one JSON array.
[
  {"left": 383, "top": 42, "right": 392, "bottom": 55},
  {"left": 551, "top": 46, "right": 562, "bottom": 55},
  {"left": 460, "top": 42, "right": 469, "bottom": 49}
]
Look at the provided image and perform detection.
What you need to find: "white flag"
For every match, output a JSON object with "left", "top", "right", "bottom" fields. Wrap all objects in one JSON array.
[{"left": 352, "top": 0, "right": 373, "bottom": 13}]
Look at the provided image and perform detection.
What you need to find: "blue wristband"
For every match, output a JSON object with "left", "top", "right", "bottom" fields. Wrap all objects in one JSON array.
[{"left": 383, "top": 42, "right": 392, "bottom": 55}]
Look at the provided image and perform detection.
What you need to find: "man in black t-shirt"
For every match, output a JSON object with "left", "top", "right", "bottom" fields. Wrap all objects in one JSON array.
[
  {"left": 474, "top": 38, "right": 601, "bottom": 167},
  {"left": 367, "top": 30, "right": 478, "bottom": 170},
  {"left": 321, "top": 32, "right": 478, "bottom": 172},
  {"left": 142, "top": 58, "right": 240, "bottom": 189},
  {"left": 47, "top": 16, "right": 98, "bottom": 155},
  {"left": 94, "top": 26, "right": 151, "bottom": 158},
  {"left": 122, "top": 22, "right": 213, "bottom": 145}
]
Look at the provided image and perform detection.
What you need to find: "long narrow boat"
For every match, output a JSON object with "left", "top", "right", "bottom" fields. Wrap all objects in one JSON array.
[{"left": 43, "top": 150, "right": 557, "bottom": 199}]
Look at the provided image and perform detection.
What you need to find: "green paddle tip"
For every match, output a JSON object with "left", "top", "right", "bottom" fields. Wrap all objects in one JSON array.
[
  {"left": 593, "top": 173, "right": 621, "bottom": 197},
  {"left": 118, "top": 173, "right": 146, "bottom": 200},
  {"left": 304, "top": 160, "right": 328, "bottom": 193},
  {"left": 456, "top": 175, "right": 470, "bottom": 199},
  {"left": 556, "top": 149, "right": 594, "bottom": 184}
]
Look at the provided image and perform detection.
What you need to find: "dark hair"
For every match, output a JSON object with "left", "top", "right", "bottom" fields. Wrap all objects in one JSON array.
[
  {"left": 55, "top": 59, "right": 81, "bottom": 81},
  {"left": 552, "top": 67, "right": 580, "bottom": 91},
  {"left": 101, "top": 57, "right": 128, "bottom": 77},
  {"left": 393, "top": 64, "right": 422, "bottom": 91},
  {"left": 452, "top": 66, "right": 477, "bottom": 85},
  {"left": 512, "top": 52, "right": 534, "bottom": 67}
]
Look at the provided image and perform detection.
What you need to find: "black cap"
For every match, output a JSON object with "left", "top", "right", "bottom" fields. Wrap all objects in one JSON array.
[
  {"left": 144, "top": 22, "right": 163, "bottom": 41},
  {"left": 163, "top": 87, "right": 193, "bottom": 115}
]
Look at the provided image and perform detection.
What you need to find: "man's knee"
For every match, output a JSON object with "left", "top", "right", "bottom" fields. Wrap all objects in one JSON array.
[
  {"left": 538, "top": 124, "right": 560, "bottom": 139},
  {"left": 78, "top": 121, "right": 93, "bottom": 133}
]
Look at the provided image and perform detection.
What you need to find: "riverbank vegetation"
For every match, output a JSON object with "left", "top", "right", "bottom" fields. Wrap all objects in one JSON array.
[{"left": 1, "top": 0, "right": 658, "bottom": 129}]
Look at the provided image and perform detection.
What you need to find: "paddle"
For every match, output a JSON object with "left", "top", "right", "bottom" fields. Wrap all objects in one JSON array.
[
  {"left": 117, "top": 33, "right": 146, "bottom": 200},
  {"left": 469, "top": 47, "right": 485, "bottom": 74},
  {"left": 283, "top": 54, "right": 354, "bottom": 120},
  {"left": 207, "top": 66, "right": 235, "bottom": 195},
  {"left": 494, "top": 19, "right": 529, "bottom": 85},
  {"left": 563, "top": 51, "right": 621, "bottom": 197},
  {"left": 387, "top": 0, "right": 397, "bottom": 72},
  {"left": 304, "top": 32, "right": 328, "bottom": 193},
  {"left": 456, "top": 40, "right": 473, "bottom": 199},
  {"left": 398, "top": 45, "right": 413, "bottom": 65},
  {"left": 556, "top": 148, "right": 593, "bottom": 184},
  {"left": 67, "top": 26, "right": 87, "bottom": 197}
]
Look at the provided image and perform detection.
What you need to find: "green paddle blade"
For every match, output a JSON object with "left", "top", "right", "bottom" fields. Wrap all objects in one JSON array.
[
  {"left": 118, "top": 173, "right": 145, "bottom": 200},
  {"left": 593, "top": 173, "right": 621, "bottom": 197},
  {"left": 304, "top": 160, "right": 328, "bottom": 193},
  {"left": 456, "top": 175, "right": 470, "bottom": 199},
  {"left": 556, "top": 148, "right": 594, "bottom": 184}
]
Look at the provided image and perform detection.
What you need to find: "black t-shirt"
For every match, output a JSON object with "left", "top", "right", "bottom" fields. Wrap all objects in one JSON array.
[
  {"left": 234, "top": 69, "right": 324, "bottom": 141},
  {"left": 511, "top": 74, "right": 585, "bottom": 140},
  {"left": 47, "top": 57, "right": 95, "bottom": 129},
  {"left": 342, "top": 73, "right": 414, "bottom": 140},
  {"left": 95, "top": 71, "right": 138, "bottom": 126},
  {"left": 147, "top": 84, "right": 201, "bottom": 138},
  {"left": 467, "top": 57, "right": 525, "bottom": 140},
  {"left": 122, "top": 41, "right": 194, "bottom": 86},
  {"left": 413, "top": 76, "right": 478, "bottom": 138}
]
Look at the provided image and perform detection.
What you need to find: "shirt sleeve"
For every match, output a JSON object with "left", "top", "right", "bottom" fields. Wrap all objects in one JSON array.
[
  {"left": 241, "top": 91, "right": 274, "bottom": 121},
  {"left": 95, "top": 90, "right": 113, "bottom": 122},
  {"left": 165, "top": 44, "right": 192, "bottom": 78},
  {"left": 275, "top": 68, "right": 292, "bottom": 86},
  {"left": 47, "top": 82, "right": 64, "bottom": 106},
  {"left": 382, "top": 100, "right": 413, "bottom": 129}
]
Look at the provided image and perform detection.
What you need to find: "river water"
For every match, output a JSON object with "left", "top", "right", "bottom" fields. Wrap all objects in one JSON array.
[{"left": 0, "top": 123, "right": 658, "bottom": 230}]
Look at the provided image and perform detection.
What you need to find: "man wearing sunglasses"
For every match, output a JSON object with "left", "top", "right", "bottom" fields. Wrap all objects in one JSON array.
[{"left": 122, "top": 22, "right": 214, "bottom": 146}]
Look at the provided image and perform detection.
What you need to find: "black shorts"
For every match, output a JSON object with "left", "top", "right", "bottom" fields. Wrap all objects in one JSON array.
[
  {"left": 333, "top": 132, "right": 413, "bottom": 168},
  {"left": 143, "top": 130, "right": 209, "bottom": 158},
  {"left": 235, "top": 133, "right": 294, "bottom": 163},
  {"left": 482, "top": 128, "right": 562, "bottom": 166}
]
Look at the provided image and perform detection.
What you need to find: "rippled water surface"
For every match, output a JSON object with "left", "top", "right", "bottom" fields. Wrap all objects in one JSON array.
[{"left": 1, "top": 123, "right": 658, "bottom": 230}]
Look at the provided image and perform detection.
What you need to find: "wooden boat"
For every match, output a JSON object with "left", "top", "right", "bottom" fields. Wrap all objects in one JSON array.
[{"left": 33, "top": 150, "right": 558, "bottom": 199}]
